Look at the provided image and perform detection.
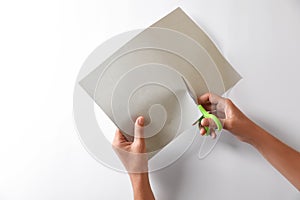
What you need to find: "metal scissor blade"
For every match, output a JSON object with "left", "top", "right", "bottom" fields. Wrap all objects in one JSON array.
[{"left": 181, "top": 76, "right": 198, "bottom": 105}]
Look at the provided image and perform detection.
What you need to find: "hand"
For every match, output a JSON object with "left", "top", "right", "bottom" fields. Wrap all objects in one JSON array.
[
  {"left": 112, "top": 116, "right": 148, "bottom": 173},
  {"left": 198, "top": 93, "right": 300, "bottom": 190},
  {"left": 112, "top": 116, "right": 156, "bottom": 200},
  {"left": 198, "top": 93, "right": 257, "bottom": 143}
]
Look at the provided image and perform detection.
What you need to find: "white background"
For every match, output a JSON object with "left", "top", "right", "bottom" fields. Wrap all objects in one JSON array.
[{"left": 0, "top": 0, "right": 300, "bottom": 199}]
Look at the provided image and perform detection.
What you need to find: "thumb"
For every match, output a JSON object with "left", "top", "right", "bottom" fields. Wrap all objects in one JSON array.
[{"left": 133, "top": 116, "right": 145, "bottom": 146}]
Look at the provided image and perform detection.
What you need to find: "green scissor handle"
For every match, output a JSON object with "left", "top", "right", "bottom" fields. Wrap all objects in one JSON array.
[{"left": 197, "top": 105, "right": 223, "bottom": 136}]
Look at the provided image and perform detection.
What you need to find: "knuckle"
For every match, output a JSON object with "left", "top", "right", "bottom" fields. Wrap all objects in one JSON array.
[
  {"left": 225, "top": 98, "right": 233, "bottom": 106},
  {"left": 207, "top": 92, "right": 212, "bottom": 98}
]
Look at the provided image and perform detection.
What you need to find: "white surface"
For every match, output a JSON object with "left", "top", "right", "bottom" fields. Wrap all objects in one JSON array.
[{"left": 0, "top": 0, "right": 299, "bottom": 199}]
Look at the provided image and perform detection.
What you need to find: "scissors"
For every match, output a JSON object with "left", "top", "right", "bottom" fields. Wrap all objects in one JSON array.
[{"left": 181, "top": 77, "right": 223, "bottom": 136}]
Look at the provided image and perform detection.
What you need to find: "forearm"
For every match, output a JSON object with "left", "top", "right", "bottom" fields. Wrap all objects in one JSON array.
[
  {"left": 129, "top": 173, "right": 155, "bottom": 200},
  {"left": 247, "top": 123, "right": 300, "bottom": 191}
]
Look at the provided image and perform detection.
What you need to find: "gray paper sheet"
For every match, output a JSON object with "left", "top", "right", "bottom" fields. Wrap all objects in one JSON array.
[{"left": 79, "top": 7, "right": 241, "bottom": 158}]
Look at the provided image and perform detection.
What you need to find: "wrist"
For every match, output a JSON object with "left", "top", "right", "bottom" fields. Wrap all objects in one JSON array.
[
  {"left": 129, "top": 172, "right": 150, "bottom": 189},
  {"left": 129, "top": 172, "right": 155, "bottom": 199},
  {"left": 233, "top": 118, "right": 262, "bottom": 144},
  {"left": 244, "top": 121, "right": 267, "bottom": 147},
  {"left": 129, "top": 172, "right": 149, "bottom": 180}
]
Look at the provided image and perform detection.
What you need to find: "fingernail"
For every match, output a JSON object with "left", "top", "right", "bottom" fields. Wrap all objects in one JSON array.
[
  {"left": 138, "top": 117, "right": 144, "bottom": 126},
  {"left": 200, "top": 119, "right": 205, "bottom": 126}
]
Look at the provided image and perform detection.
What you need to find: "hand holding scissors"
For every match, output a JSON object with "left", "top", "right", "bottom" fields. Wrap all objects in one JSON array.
[{"left": 181, "top": 77, "right": 223, "bottom": 138}]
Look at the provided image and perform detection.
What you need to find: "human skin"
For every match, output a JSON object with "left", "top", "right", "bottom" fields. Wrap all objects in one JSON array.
[
  {"left": 112, "top": 93, "right": 300, "bottom": 200},
  {"left": 112, "top": 117, "right": 155, "bottom": 200},
  {"left": 198, "top": 93, "right": 300, "bottom": 191}
]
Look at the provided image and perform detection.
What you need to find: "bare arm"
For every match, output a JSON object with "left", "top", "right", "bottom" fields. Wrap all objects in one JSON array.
[
  {"left": 112, "top": 117, "right": 155, "bottom": 200},
  {"left": 198, "top": 93, "right": 300, "bottom": 191},
  {"left": 249, "top": 123, "right": 300, "bottom": 190},
  {"left": 129, "top": 173, "right": 155, "bottom": 200}
]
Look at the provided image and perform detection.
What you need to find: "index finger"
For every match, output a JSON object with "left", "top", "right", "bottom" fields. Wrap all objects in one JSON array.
[{"left": 198, "top": 93, "right": 222, "bottom": 105}]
